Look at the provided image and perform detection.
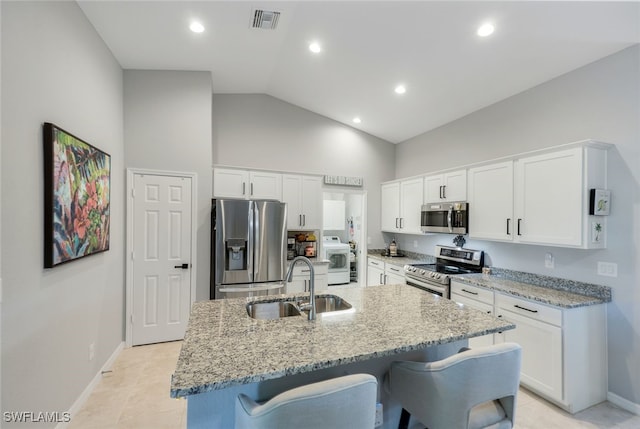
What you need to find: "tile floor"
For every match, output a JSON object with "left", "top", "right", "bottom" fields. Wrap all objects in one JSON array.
[{"left": 69, "top": 341, "right": 640, "bottom": 429}]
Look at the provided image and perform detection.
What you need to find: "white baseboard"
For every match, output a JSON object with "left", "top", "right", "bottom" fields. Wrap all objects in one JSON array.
[
  {"left": 607, "top": 391, "right": 640, "bottom": 416},
  {"left": 55, "top": 341, "right": 125, "bottom": 429}
]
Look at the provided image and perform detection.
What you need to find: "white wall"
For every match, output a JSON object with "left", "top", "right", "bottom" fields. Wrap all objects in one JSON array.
[
  {"left": 394, "top": 45, "right": 640, "bottom": 407},
  {"left": 124, "top": 70, "right": 213, "bottom": 301},
  {"left": 1, "top": 1, "right": 124, "bottom": 424},
  {"left": 212, "top": 94, "right": 395, "bottom": 248}
]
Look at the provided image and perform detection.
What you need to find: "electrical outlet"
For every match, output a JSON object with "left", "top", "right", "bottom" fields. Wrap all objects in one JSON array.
[
  {"left": 544, "top": 252, "right": 554, "bottom": 269},
  {"left": 374, "top": 403, "right": 383, "bottom": 427},
  {"left": 89, "top": 343, "right": 95, "bottom": 361},
  {"left": 597, "top": 262, "right": 618, "bottom": 277}
]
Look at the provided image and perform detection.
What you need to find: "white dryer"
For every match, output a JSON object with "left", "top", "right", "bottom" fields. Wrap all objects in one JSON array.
[{"left": 322, "top": 236, "right": 351, "bottom": 285}]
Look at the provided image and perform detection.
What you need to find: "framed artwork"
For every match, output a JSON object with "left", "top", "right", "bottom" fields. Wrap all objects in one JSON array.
[
  {"left": 589, "top": 189, "right": 611, "bottom": 216},
  {"left": 43, "top": 123, "right": 111, "bottom": 268}
]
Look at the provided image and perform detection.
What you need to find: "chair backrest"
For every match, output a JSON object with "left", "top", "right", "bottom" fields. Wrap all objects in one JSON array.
[
  {"left": 390, "top": 343, "right": 522, "bottom": 429},
  {"left": 235, "top": 373, "right": 378, "bottom": 429}
]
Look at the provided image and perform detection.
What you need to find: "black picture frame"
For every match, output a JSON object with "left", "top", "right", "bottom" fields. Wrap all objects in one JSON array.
[{"left": 43, "top": 123, "right": 111, "bottom": 268}]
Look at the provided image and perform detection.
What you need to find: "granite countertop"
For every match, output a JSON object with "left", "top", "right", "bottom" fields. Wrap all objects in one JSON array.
[
  {"left": 170, "top": 284, "right": 514, "bottom": 398},
  {"left": 452, "top": 273, "right": 611, "bottom": 308},
  {"left": 366, "top": 253, "right": 427, "bottom": 267}
]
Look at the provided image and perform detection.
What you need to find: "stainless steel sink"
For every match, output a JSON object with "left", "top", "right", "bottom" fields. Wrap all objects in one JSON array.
[
  {"left": 307, "top": 295, "right": 353, "bottom": 314},
  {"left": 246, "top": 294, "right": 352, "bottom": 319},
  {"left": 246, "top": 301, "right": 301, "bottom": 320}
]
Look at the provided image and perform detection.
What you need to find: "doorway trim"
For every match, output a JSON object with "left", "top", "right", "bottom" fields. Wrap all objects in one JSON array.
[{"left": 125, "top": 168, "right": 198, "bottom": 347}]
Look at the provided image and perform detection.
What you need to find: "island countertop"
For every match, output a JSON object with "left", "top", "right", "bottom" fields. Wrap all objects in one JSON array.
[{"left": 170, "top": 284, "right": 514, "bottom": 398}]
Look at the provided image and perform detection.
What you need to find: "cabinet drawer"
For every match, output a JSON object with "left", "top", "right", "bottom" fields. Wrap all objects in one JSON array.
[
  {"left": 496, "top": 293, "right": 562, "bottom": 326},
  {"left": 385, "top": 264, "right": 403, "bottom": 276},
  {"left": 368, "top": 258, "right": 384, "bottom": 268},
  {"left": 450, "top": 281, "right": 494, "bottom": 305},
  {"left": 451, "top": 293, "right": 494, "bottom": 315}
]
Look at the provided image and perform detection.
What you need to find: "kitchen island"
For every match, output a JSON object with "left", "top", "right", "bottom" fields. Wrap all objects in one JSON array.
[{"left": 171, "top": 284, "right": 514, "bottom": 428}]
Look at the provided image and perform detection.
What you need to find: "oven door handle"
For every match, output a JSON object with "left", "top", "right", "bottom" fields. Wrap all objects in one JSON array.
[{"left": 447, "top": 206, "right": 453, "bottom": 233}]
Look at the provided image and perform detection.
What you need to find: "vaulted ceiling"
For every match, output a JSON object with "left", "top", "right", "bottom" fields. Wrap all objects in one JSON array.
[{"left": 78, "top": 1, "right": 639, "bottom": 143}]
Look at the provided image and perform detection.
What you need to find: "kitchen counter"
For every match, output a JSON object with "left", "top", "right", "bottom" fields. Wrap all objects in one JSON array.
[
  {"left": 170, "top": 284, "right": 514, "bottom": 399},
  {"left": 452, "top": 272, "right": 611, "bottom": 308},
  {"left": 366, "top": 252, "right": 430, "bottom": 267}
]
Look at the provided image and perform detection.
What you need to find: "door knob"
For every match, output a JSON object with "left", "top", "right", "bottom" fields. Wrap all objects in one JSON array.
[{"left": 174, "top": 263, "right": 189, "bottom": 269}]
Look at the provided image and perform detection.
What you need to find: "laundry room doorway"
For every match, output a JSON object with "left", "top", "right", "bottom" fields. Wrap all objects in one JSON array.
[{"left": 322, "top": 191, "right": 367, "bottom": 287}]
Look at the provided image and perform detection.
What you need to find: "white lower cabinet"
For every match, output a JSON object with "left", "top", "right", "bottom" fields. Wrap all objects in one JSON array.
[
  {"left": 450, "top": 280, "right": 607, "bottom": 413},
  {"left": 367, "top": 258, "right": 406, "bottom": 286},
  {"left": 286, "top": 263, "right": 328, "bottom": 294},
  {"left": 450, "top": 282, "right": 494, "bottom": 348}
]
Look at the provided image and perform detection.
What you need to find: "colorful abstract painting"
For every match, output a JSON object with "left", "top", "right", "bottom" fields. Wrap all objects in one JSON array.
[{"left": 43, "top": 123, "right": 111, "bottom": 267}]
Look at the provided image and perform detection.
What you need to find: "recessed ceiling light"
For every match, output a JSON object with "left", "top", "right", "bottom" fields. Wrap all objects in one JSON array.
[
  {"left": 477, "top": 23, "right": 495, "bottom": 37},
  {"left": 309, "top": 42, "right": 322, "bottom": 53},
  {"left": 394, "top": 85, "right": 406, "bottom": 95},
  {"left": 190, "top": 22, "right": 205, "bottom": 33},
  {"left": 353, "top": 117, "right": 362, "bottom": 124}
]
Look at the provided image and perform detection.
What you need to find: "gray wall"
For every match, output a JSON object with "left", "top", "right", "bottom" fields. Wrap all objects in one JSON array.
[
  {"left": 393, "top": 45, "right": 640, "bottom": 406},
  {"left": 212, "top": 94, "right": 395, "bottom": 249},
  {"left": 124, "top": 70, "right": 213, "bottom": 301},
  {"left": 1, "top": 1, "right": 124, "bottom": 424}
]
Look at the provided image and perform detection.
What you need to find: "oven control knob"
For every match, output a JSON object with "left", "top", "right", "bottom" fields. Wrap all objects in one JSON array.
[
  {"left": 435, "top": 273, "right": 442, "bottom": 279},
  {"left": 419, "top": 269, "right": 426, "bottom": 275},
  {"left": 429, "top": 272, "right": 435, "bottom": 278}
]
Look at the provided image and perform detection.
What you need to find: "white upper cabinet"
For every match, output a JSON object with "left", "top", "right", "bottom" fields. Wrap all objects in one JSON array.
[
  {"left": 468, "top": 161, "right": 514, "bottom": 241},
  {"left": 213, "top": 167, "right": 282, "bottom": 200},
  {"left": 381, "top": 177, "right": 423, "bottom": 234},
  {"left": 467, "top": 142, "right": 609, "bottom": 248},
  {"left": 424, "top": 169, "right": 467, "bottom": 203},
  {"left": 282, "top": 174, "right": 322, "bottom": 230},
  {"left": 515, "top": 148, "right": 583, "bottom": 246}
]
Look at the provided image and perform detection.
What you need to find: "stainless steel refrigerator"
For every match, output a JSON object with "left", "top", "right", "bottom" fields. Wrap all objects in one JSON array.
[{"left": 211, "top": 199, "right": 287, "bottom": 299}]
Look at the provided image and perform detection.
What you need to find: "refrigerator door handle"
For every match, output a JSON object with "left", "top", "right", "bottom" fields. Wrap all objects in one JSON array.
[{"left": 247, "top": 201, "right": 255, "bottom": 282}]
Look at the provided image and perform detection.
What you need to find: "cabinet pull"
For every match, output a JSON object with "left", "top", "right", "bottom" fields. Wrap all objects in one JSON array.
[
  {"left": 371, "top": 261, "right": 380, "bottom": 266},
  {"left": 399, "top": 218, "right": 404, "bottom": 229},
  {"left": 439, "top": 185, "right": 443, "bottom": 199},
  {"left": 379, "top": 273, "right": 384, "bottom": 284},
  {"left": 299, "top": 214, "right": 302, "bottom": 226},
  {"left": 442, "top": 185, "right": 446, "bottom": 199},
  {"left": 301, "top": 269, "right": 310, "bottom": 273},
  {"left": 517, "top": 219, "right": 522, "bottom": 236},
  {"left": 242, "top": 182, "right": 246, "bottom": 195},
  {"left": 514, "top": 304, "right": 538, "bottom": 314},
  {"left": 506, "top": 218, "right": 511, "bottom": 235},
  {"left": 250, "top": 182, "right": 254, "bottom": 196},
  {"left": 395, "top": 218, "right": 399, "bottom": 228},
  {"left": 389, "top": 267, "right": 400, "bottom": 272},
  {"left": 303, "top": 214, "right": 306, "bottom": 226},
  {"left": 461, "top": 288, "right": 479, "bottom": 296}
]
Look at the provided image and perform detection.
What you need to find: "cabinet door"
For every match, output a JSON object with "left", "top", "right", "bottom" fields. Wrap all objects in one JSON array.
[
  {"left": 385, "top": 271, "right": 405, "bottom": 285},
  {"left": 468, "top": 161, "right": 514, "bottom": 241},
  {"left": 497, "top": 307, "right": 563, "bottom": 402},
  {"left": 300, "top": 176, "right": 323, "bottom": 230},
  {"left": 515, "top": 148, "right": 583, "bottom": 246},
  {"left": 367, "top": 264, "right": 385, "bottom": 286},
  {"left": 443, "top": 170, "right": 467, "bottom": 201},
  {"left": 424, "top": 175, "right": 444, "bottom": 203},
  {"left": 249, "top": 171, "right": 282, "bottom": 200},
  {"left": 314, "top": 274, "right": 328, "bottom": 292},
  {"left": 399, "top": 178, "right": 423, "bottom": 233},
  {"left": 213, "top": 168, "right": 249, "bottom": 198},
  {"left": 282, "top": 175, "right": 302, "bottom": 228},
  {"left": 381, "top": 182, "right": 401, "bottom": 232}
]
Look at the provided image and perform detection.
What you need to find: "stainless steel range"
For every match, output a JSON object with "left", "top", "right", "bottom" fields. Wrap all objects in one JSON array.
[{"left": 404, "top": 245, "right": 484, "bottom": 298}]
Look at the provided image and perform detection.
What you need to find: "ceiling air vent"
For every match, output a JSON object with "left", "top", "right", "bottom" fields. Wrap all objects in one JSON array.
[{"left": 251, "top": 9, "right": 280, "bottom": 30}]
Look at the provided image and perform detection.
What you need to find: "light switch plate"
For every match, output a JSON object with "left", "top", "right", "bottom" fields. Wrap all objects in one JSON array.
[
  {"left": 597, "top": 262, "right": 618, "bottom": 277},
  {"left": 545, "top": 253, "right": 554, "bottom": 269}
]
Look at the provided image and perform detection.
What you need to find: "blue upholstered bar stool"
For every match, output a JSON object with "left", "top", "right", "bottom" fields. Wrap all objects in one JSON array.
[
  {"left": 388, "top": 343, "right": 522, "bottom": 429},
  {"left": 235, "top": 373, "right": 378, "bottom": 429}
]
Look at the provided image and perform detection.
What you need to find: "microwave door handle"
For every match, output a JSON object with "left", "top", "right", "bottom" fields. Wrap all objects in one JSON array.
[{"left": 447, "top": 206, "right": 453, "bottom": 233}]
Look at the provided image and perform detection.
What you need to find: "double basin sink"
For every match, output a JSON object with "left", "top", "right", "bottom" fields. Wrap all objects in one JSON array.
[{"left": 247, "top": 295, "right": 352, "bottom": 320}]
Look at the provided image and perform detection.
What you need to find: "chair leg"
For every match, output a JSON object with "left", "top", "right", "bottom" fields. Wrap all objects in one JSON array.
[{"left": 398, "top": 408, "right": 411, "bottom": 429}]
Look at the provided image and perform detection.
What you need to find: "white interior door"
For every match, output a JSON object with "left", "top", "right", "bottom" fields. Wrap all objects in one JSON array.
[{"left": 131, "top": 173, "right": 192, "bottom": 345}]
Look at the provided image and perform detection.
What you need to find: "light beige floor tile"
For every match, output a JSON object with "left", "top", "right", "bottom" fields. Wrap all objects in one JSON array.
[{"left": 71, "top": 340, "right": 639, "bottom": 429}]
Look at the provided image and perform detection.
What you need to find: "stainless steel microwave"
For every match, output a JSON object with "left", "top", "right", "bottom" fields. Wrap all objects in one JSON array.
[{"left": 421, "top": 202, "right": 469, "bottom": 234}]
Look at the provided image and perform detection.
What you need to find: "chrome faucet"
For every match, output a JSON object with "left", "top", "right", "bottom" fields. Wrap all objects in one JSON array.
[{"left": 285, "top": 256, "right": 316, "bottom": 321}]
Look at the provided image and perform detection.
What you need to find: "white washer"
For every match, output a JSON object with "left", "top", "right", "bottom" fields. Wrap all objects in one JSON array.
[{"left": 322, "top": 236, "right": 351, "bottom": 285}]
